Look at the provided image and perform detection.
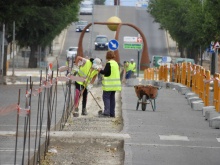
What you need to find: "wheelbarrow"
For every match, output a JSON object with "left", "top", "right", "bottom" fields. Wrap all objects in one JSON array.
[{"left": 134, "top": 85, "right": 161, "bottom": 111}]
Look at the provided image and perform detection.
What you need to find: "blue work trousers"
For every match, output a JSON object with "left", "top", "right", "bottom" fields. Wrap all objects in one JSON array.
[
  {"left": 102, "top": 91, "right": 116, "bottom": 117},
  {"left": 126, "top": 70, "right": 132, "bottom": 79}
]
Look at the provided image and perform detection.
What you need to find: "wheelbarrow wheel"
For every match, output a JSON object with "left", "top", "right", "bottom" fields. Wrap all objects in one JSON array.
[{"left": 142, "top": 95, "right": 147, "bottom": 111}]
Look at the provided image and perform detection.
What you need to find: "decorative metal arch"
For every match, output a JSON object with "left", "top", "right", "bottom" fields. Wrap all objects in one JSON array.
[{"left": 77, "top": 22, "right": 150, "bottom": 70}]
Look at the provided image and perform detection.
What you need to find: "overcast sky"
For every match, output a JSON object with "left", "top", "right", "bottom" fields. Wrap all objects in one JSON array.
[
  {"left": 105, "top": 0, "right": 137, "bottom": 6},
  {"left": 105, "top": 0, "right": 148, "bottom": 6}
]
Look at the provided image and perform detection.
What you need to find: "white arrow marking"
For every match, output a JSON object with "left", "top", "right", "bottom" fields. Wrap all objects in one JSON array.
[{"left": 110, "top": 42, "right": 117, "bottom": 48}]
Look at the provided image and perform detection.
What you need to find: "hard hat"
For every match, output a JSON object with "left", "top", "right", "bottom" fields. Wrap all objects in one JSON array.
[
  {"left": 93, "top": 58, "right": 101, "bottom": 65},
  {"left": 92, "top": 58, "right": 102, "bottom": 69},
  {"left": 130, "top": 59, "right": 134, "bottom": 61}
]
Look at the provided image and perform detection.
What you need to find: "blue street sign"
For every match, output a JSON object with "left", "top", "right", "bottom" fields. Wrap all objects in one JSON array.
[
  {"left": 108, "top": 39, "right": 119, "bottom": 51},
  {"left": 210, "top": 44, "right": 215, "bottom": 53},
  {"left": 162, "top": 56, "right": 167, "bottom": 63}
]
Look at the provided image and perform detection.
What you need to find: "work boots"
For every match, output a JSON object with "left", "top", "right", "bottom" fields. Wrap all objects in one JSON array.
[
  {"left": 73, "top": 107, "right": 79, "bottom": 117},
  {"left": 81, "top": 108, "right": 88, "bottom": 115}
]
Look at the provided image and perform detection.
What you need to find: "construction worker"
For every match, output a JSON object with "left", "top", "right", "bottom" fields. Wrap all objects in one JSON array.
[
  {"left": 98, "top": 51, "right": 121, "bottom": 117},
  {"left": 122, "top": 61, "right": 128, "bottom": 83},
  {"left": 126, "top": 59, "right": 136, "bottom": 79},
  {"left": 73, "top": 56, "right": 102, "bottom": 116}
]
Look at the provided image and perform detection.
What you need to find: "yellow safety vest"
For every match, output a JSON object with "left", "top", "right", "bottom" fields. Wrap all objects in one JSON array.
[
  {"left": 128, "top": 62, "right": 136, "bottom": 72},
  {"left": 102, "top": 60, "right": 121, "bottom": 91},
  {"left": 77, "top": 60, "right": 98, "bottom": 86},
  {"left": 124, "top": 62, "right": 129, "bottom": 72}
]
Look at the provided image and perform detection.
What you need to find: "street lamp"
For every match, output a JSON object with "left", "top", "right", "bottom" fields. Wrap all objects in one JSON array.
[
  {"left": 1, "top": 24, "right": 5, "bottom": 84},
  {"left": 89, "top": 0, "right": 95, "bottom": 58},
  {"left": 12, "top": 21, "right": 15, "bottom": 76},
  {"left": 200, "top": 0, "right": 204, "bottom": 66}
]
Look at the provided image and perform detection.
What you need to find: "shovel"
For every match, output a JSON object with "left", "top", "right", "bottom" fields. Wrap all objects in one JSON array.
[{"left": 89, "top": 91, "right": 103, "bottom": 112}]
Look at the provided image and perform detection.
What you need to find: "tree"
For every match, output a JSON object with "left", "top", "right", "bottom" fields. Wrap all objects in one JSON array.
[
  {"left": 147, "top": 0, "right": 215, "bottom": 61},
  {"left": 0, "top": 0, "right": 81, "bottom": 68}
]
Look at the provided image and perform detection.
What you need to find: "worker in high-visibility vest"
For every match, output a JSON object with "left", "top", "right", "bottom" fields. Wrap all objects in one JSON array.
[
  {"left": 98, "top": 51, "right": 121, "bottom": 117},
  {"left": 126, "top": 59, "right": 136, "bottom": 79},
  {"left": 73, "top": 56, "right": 102, "bottom": 116},
  {"left": 122, "top": 61, "right": 129, "bottom": 84}
]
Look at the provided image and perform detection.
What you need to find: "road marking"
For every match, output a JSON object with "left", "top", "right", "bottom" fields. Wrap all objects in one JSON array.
[
  {"left": 217, "top": 138, "right": 220, "bottom": 142},
  {"left": 159, "top": 135, "right": 189, "bottom": 141},
  {"left": 125, "top": 143, "right": 220, "bottom": 149},
  {"left": 0, "top": 148, "right": 35, "bottom": 152}
]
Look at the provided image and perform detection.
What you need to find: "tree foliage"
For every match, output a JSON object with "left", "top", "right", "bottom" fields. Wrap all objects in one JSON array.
[
  {"left": 148, "top": 0, "right": 220, "bottom": 60},
  {"left": 0, "top": 0, "right": 81, "bottom": 67}
]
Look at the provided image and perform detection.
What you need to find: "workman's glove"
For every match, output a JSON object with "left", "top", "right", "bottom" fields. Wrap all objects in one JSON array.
[
  {"left": 92, "top": 64, "right": 102, "bottom": 70},
  {"left": 73, "top": 65, "right": 79, "bottom": 72},
  {"left": 86, "top": 84, "right": 93, "bottom": 91},
  {"left": 78, "top": 60, "right": 84, "bottom": 67}
]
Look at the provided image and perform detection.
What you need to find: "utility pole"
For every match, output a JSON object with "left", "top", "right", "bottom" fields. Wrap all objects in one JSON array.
[
  {"left": 90, "top": 0, "right": 95, "bottom": 57},
  {"left": 1, "top": 24, "right": 5, "bottom": 84},
  {"left": 200, "top": 0, "right": 204, "bottom": 66},
  {"left": 12, "top": 21, "right": 15, "bottom": 76}
]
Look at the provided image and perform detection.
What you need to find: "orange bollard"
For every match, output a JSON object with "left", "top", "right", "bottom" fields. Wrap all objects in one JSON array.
[
  {"left": 177, "top": 64, "right": 182, "bottom": 83},
  {"left": 174, "top": 64, "right": 178, "bottom": 82},
  {"left": 186, "top": 63, "right": 192, "bottom": 87},
  {"left": 169, "top": 64, "right": 173, "bottom": 82},
  {"left": 150, "top": 68, "right": 154, "bottom": 80},
  {"left": 204, "top": 70, "right": 211, "bottom": 106},
  {"left": 191, "top": 65, "right": 196, "bottom": 92},
  {"left": 158, "top": 66, "right": 162, "bottom": 80},
  {"left": 181, "top": 62, "right": 187, "bottom": 85},
  {"left": 213, "top": 74, "right": 220, "bottom": 111},
  {"left": 194, "top": 65, "right": 201, "bottom": 95},
  {"left": 155, "top": 68, "right": 159, "bottom": 80},
  {"left": 144, "top": 69, "right": 147, "bottom": 80},
  {"left": 164, "top": 65, "right": 168, "bottom": 82},
  {"left": 199, "top": 68, "right": 205, "bottom": 100}
]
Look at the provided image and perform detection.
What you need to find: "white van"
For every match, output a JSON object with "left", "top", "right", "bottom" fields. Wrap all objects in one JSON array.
[{"left": 79, "top": 0, "right": 93, "bottom": 15}]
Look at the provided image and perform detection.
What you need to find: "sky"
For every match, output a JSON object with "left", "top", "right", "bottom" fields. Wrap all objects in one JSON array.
[{"left": 105, "top": 0, "right": 148, "bottom": 7}]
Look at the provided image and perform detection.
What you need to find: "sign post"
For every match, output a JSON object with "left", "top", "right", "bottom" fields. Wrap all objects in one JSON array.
[
  {"left": 214, "top": 41, "right": 220, "bottom": 73},
  {"left": 137, "top": 50, "right": 140, "bottom": 77},
  {"left": 123, "top": 36, "right": 143, "bottom": 77}
]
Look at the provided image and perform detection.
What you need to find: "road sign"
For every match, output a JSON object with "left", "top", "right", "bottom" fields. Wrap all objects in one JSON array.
[
  {"left": 162, "top": 56, "right": 167, "bottom": 63},
  {"left": 214, "top": 42, "right": 220, "bottom": 49},
  {"left": 137, "top": 37, "right": 143, "bottom": 43},
  {"left": 123, "top": 43, "right": 143, "bottom": 49},
  {"left": 124, "top": 36, "right": 137, "bottom": 42},
  {"left": 108, "top": 39, "right": 119, "bottom": 51}
]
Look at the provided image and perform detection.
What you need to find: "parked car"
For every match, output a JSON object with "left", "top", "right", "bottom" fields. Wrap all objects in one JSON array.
[
  {"left": 94, "top": 35, "right": 109, "bottom": 50},
  {"left": 66, "top": 47, "right": 78, "bottom": 59},
  {"left": 75, "top": 20, "right": 89, "bottom": 32}
]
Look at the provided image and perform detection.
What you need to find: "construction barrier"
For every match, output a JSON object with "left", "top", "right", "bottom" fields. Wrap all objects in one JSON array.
[{"left": 143, "top": 62, "right": 220, "bottom": 112}]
